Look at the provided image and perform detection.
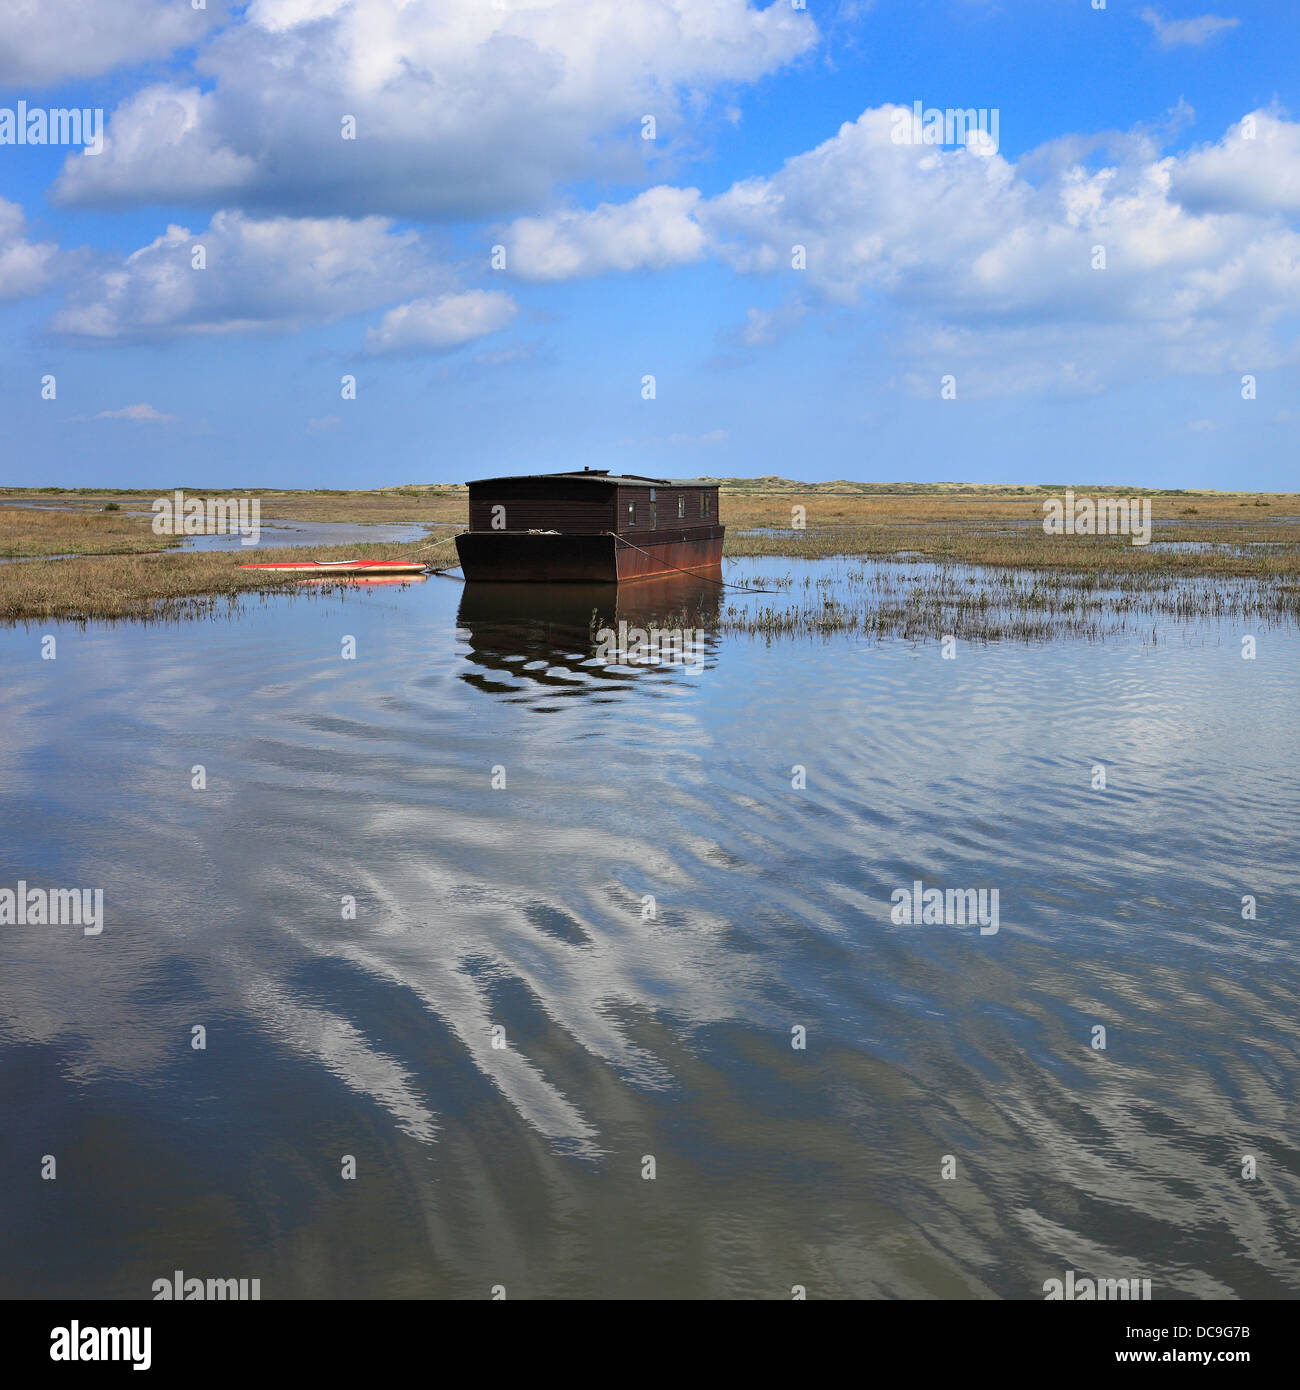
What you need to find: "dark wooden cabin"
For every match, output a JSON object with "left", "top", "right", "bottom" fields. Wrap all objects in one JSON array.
[{"left": 455, "top": 469, "right": 723, "bottom": 582}]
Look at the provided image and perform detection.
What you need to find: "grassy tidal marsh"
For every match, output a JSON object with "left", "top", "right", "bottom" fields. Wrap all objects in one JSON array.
[
  {"left": 0, "top": 532, "right": 464, "bottom": 624},
  {"left": 1, "top": 482, "right": 1297, "bottom": 633},
  {"left": 712, "top": 560, "right": 1300, "bottom": 644}
]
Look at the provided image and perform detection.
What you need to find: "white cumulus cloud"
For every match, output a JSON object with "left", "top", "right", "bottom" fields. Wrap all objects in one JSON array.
[
  {"left": 54, "top": 87, "right": 259, "bottom": 209},
  {"left": 505, "top": 187, "right": 707, "bottom": 281},
  {"left": 0, "top": 0, "right": 226, "bottom": 86},
  {"left": 52, "top": 209, "right": 442, "bottom": 340},
  {"left": 1140, "top": 8, "right": 1240, "bottom": 48},
  {"left": 0, "top": 199, "right": 59, "bottom": 301},
  {"left": 95, "top": 403, "right": 176, "bottom": 422},
  {"left": 1169, "top": 110, "right": 1300, "bottom": 214},
  {"left": 364, "top": 290, "right": 517, "bottom": 356},
  {"left": 498, "top": 105, "right": 1300, "bottom": 385},
  {"left": 53, "top": 0, "right": 817, "bottom": 218}
]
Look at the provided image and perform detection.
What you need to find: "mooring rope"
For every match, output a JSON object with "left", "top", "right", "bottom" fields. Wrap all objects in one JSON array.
[
  {"left": 411, "top": 530, "right": 463, "bottom": 555},
  {"left": 409, "top": 531, "right": 466, "bottom": 574},
  {"left": 609, "top": 533, "right": 778, "bottom": 593}
]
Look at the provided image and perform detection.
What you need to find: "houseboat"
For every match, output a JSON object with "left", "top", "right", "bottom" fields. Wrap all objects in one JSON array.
[{"left": 453, "top": 469, "right": 723, "bottom": 582}]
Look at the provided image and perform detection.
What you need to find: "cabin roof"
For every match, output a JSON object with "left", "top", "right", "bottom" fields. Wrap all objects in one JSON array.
[{"left": 466, "top": 470, "right": 717, "bottom": 488}]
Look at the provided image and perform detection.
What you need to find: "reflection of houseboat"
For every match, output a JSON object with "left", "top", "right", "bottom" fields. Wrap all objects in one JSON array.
[
  {"left": 456, "top": 577, "right": 722, "bottom": 696},
  {"left": 454, "top": 469, "right": 723, "bottom": 582}
]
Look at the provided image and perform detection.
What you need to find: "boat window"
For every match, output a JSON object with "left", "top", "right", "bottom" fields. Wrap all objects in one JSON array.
[
  {"left": 678, "top": 496, "right": 686, "bottom": 519},
  {"left": 626, "top": 501, "right": 636, "bottom": 527},
  {"left": 701, "top": 492, "right": 710, "bottom": 517}
]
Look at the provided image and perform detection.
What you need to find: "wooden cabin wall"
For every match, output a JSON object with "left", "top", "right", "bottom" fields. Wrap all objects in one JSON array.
[
  {"left": 467, "top": 480, "right": 721, "bottom": 534},
  {"left": 615, "top": 485, "right": 652, "bottom": 532},
  {"left": 468, "top": 482, "right": 615, "bottom": 532},
  {"left": 615, "top": 485, "right": 718, "bottom": 533}
]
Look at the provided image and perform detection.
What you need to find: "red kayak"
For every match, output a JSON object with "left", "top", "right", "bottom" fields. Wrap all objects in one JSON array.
[
  {"left": 296, "top": 574, "right": 428, "bottom": 587},
  {"left": 236, "top": 559, "right": 427, "bottom": 576}
]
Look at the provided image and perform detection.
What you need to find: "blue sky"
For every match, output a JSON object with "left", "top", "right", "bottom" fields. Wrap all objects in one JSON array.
[{"left": 1, "top": 1, "right": 1296, "bottom": 489}]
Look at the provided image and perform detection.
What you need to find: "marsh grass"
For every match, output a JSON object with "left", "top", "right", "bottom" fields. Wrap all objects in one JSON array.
[
  {"left": 0, "top": 486, "right": 468, "bottom": 527},
  {"left": 0, "top": 504, "right": 181, "bottom": 557},
  {"left": 620, "top": 559, "right": 1300, "bottom": 645},
  {"left": 718, "top": 490, "right": 1300, "bottom": 639},
  {"left": 716, "top": 485, "right": 1300, "bottom": 525},
  {"left": 0, "top": 538, "right": 448, "bottom": 624},
  {"left": 726, "top": 519, "right": 1300, "bottom": 579},
  {"left": 711, "top": 485, "right": 1300, "bottom": 640}
]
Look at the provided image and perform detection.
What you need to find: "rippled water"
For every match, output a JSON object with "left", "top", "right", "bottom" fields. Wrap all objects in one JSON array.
[{"left": 1, "top": 561, "right": 1297, "bottom": 1298}]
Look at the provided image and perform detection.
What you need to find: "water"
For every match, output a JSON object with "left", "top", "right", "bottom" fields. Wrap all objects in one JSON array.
[
  {"left": 1, "top": 561, "right": 1297, "bottom": 1299},
  {"left": 1, "top": 500, "right": 430, "bottom": 555},
  {"left": 175, "top": 519, "right": 430, "bottom": 552}
]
